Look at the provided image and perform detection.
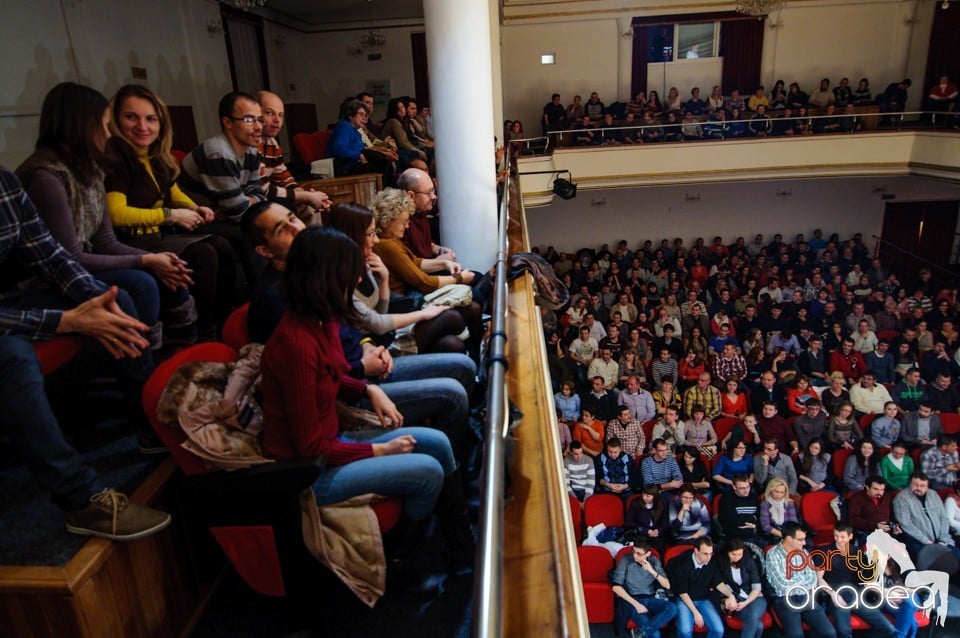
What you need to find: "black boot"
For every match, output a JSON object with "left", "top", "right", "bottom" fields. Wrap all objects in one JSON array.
[
  {"left": 387, "top": 516, "right": 444, "bottom": 598},
  {"left": 437, "top": 470, "right": 476, "bottom": 576}
]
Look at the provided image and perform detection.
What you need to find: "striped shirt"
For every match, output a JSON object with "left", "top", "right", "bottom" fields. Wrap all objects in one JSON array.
[
  {"left": 178, "top": 134, "right": 266, "bottom": 221},
  {"left": 640, "top": 455, "right": 682, "bottom": 487},
  {"left": 0, "top": 168, "right": 104, "bottom": 339},
  {"left": 564, "top": 455, "right": 596, "bottom": 498},
  {"left": 258, "top": 137, "right": 297, "bottom": 199}
]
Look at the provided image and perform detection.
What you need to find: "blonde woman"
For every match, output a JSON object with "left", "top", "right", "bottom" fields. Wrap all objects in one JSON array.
[
  {"left": 759, "top": 477, "right": 799, "bottom": 541},
  {"left": 371, "top": 187, "right": 483, "bottom": 360}
]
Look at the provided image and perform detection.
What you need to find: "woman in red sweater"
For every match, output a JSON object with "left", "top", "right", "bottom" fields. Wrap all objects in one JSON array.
[{"left": 260, "top": 227, "right": 464, "bottom": 589}]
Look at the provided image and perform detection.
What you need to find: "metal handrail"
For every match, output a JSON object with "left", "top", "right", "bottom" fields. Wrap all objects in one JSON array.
[
  {"left": 531, "top": 109, "right": 957, "bottom": 145},
  {"left": 472, "top": 143, "right": 512, "bottom": 638}
]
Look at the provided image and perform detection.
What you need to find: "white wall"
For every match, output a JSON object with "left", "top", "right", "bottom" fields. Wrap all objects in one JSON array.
[
  {"left": 759, "top": 1, "right": 932, "bottom": 98},
  {"left": 292, "top": 26, "right": 422, "bottom": 126},
  {"left": 501, "top": 0, "right": 935, "bottom": 136},
  {"left": 0, "top": 0, "right": 231, "bottom": 169},
  {"left": 525, "top": 175, "right": 960, "bottom": 256},
  {"left": 502, "top": 19, "right": 620, "bottom": 132}
]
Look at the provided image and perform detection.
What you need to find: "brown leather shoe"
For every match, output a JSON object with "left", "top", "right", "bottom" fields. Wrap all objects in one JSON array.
[{"left": 65, "top": 488, "right": 171, "bottom": 541}]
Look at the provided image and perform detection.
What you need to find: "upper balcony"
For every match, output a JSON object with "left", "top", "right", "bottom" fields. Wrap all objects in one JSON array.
[{"left": 517, "top": 118, "right": 960, "bottom": 207}]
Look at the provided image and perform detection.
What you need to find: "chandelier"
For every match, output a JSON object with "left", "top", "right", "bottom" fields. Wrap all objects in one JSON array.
[
  {"left": 735, "top": 0, "right": 786, "bottom": 17},
  {"left": 230, "top": 0, "right": 267, "bottom": 9},
  {"left": 359, "top": 30, "right": 387, "bottom": 51}
]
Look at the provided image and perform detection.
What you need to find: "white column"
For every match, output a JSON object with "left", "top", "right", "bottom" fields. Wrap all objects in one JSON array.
[{"left": 423, "top": 0, "right": 499, "bottom": 270}]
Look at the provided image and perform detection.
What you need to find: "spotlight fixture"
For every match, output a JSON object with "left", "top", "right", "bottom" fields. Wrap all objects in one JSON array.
[
  {"left": 516, "top": 169, "right": 577, "bottom": 200},
  {"left": 553, "top": 177, "right": 577, "bottom": 200}
]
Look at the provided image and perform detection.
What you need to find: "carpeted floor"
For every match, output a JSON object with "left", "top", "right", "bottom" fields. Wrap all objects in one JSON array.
[
  {"left": 0, "top": 387, "right": 164, "bottom": 567},
  {"left": 190, "top": 566, "right": 473, "bottom": 638}
]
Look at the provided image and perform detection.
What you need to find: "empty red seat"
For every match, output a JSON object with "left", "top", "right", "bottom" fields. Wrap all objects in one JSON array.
[
  {"left": 801, "top": 490, "right": 837, "bottom": 545},
  {"left": 292, "top": 130, "right": 332, "bottom": 164},
  {"left": 31, "top": 336, "right": 84, "bottom": 376},
  {"left": 569, "top": 493, "right": 584, "bottom": 544},
  {"left": 941, "top": 412, "right": 960, "bottom": 435},
  {"left": 577, "top": 545, "right": 615, "bottom": 623},
  {"left": 221, "top": 303, "right": 251, "bottom": 351},
  {"left": 584, "top": 493, "right": 625, "bottom": 528}
]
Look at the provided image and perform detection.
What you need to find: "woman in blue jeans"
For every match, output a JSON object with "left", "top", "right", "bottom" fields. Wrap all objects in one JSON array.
[
  {"left": 260, "top": 226, "right": 471, "bottom": 595},
  {"left": 714, "top": 537, "right": 768, "bottom": 638},
  {"left": 16, "top": 82, "right": 196, "bottom": 347}
]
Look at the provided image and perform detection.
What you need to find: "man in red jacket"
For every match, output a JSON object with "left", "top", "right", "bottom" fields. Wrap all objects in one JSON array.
[
  {"left": 829, "top": 337, "right": 867, "bottom": 385},
  {"left": 847, "top": 474, "right": 901, "bottom": 544}
]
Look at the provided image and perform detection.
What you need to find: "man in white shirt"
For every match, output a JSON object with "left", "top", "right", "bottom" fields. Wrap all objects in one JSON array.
[
  {"left": 588, "top": 347, "right": 619, "bottom": 394},
  {"left": 849, "top": 370, "right": 893, "bottom": 416}
]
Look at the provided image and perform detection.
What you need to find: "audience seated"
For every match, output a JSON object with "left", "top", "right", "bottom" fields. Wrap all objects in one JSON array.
[
  {"left": 380, "top": 98, "right": 429, "bottom": 168},
  {"left": 17, "top": 82, "right": 191, "bottom": 349},
  {"left": 597, "top": 436, "right": 635, "bottom": 500},
  {"left": 920, "top": 434, "right": 959, "bottom": 490},
  {"left": 370, "top": 187, "right": 483, "bottom": 362},
  {"left": 258, "top": 225, "right": 471, "bottom": 595},
  {"left": 754, "top": 437, "right": 798, "bottom": 494},
  {"left": 328, "top": 98, "right": 395, "bottom": 181},
  {"left": 892, "top": 470, "right": 960, "bottom": 560},
  {"left": 609, "top": 539, "right": 677, "bottom": 636},
  {"left": 668, "top": 483, "right": 711, "bottom": 544},
  {"left": 323, "top": 202, "right": 470, "bottom": 356},
  {"left": 758, "top": 477, "right": 799, "bottom": 543}
]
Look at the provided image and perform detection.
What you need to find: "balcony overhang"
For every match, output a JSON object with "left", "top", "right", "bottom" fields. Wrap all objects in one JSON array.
[{"left": 517, "top": 131, "right": 960, "bottom": 207}]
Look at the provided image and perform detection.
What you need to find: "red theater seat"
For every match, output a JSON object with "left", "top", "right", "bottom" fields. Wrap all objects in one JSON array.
[
  {"left": 31, "top": 336, "right": 84, "bottom": 376},
  {"left": 142, "top": 343, "right": 400, "bottom": 597}
]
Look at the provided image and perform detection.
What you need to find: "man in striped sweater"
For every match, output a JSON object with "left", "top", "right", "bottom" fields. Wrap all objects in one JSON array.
[
  {"left": 178, "top": 92, "right": 270, "bottom": 285},
  {"left": 564, "top": 441, "right": 595, "bottom": 504},
  {"left": 179, "top": 91, "right": 267, "bottom": 222}
]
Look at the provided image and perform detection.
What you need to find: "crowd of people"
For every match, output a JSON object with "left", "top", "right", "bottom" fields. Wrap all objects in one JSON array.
[
  {"left": 527, "top": 74, "right": 958, "bottom": 147},
  {"left": 556, "top": 230, "right": 960, "bottom": 635},
  {"left": 1, "top": 81, "right": 487, "bottom": 602},
  {"left": 327, "top": 94, "right": 434, "bottom": 185}
]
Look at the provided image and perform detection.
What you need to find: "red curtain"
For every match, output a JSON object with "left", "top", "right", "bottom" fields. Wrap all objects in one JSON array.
[
  {"left": 630, "top": 13, "right": 765, "bottom": 98},
  {"left": 720, "top": 18, "right": 765, "bottom": 95}
]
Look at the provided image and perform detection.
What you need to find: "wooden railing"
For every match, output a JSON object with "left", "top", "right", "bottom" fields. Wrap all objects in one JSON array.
[{"left": 496, "top": 175, "right": 589, "bottom": 637}]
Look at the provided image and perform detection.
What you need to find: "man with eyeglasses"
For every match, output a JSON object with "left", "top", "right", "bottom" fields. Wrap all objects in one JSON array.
[
  {"left": 255, "top": 91, "right": 331, "bottom": 220},
  {"left": 609, "top": 540, "right": 677, "bottom": 638},
  {"left": 754, "top": 437, "right": 798, "bottom": 494},
  {"left": 718, "top": 474, "right": 762, "bottom": 545},
  {"left": 179, "top": 91, "right": 267, "bottom": 222},
  {"left": 396, "top": 168, "right": 455, "bottom": 262},
  {"left": 765, "top": 522, "right": 838, "bottom": 638},
  {"left": 179, "top": 91, "right": 270, "bottom": 285}
]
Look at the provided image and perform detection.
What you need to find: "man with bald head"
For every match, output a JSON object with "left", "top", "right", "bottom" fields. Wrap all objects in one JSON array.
[
  {"left": 397, "top": 168, "right": 455, "bottom": 261},
  {"left": 256, "top": 91, "right": 331, "bottom": 218}
]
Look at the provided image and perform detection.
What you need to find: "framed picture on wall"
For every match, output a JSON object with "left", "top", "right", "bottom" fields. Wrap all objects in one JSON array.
[{"left": 366, "top": 80, "right": 391, "bottom": 105}]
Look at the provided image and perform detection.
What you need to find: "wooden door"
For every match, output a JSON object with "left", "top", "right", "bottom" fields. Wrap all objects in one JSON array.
[
  {"left": 879, "top": 200, "right": 959, "bottom": 288},
  {"left": 411, "top": 32, "right": 430, "bottom": 106}
]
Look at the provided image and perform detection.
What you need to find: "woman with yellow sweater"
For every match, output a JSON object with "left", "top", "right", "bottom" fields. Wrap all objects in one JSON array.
[{"left": 104, "top": 84, "right": 236, "bottom": 340}]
